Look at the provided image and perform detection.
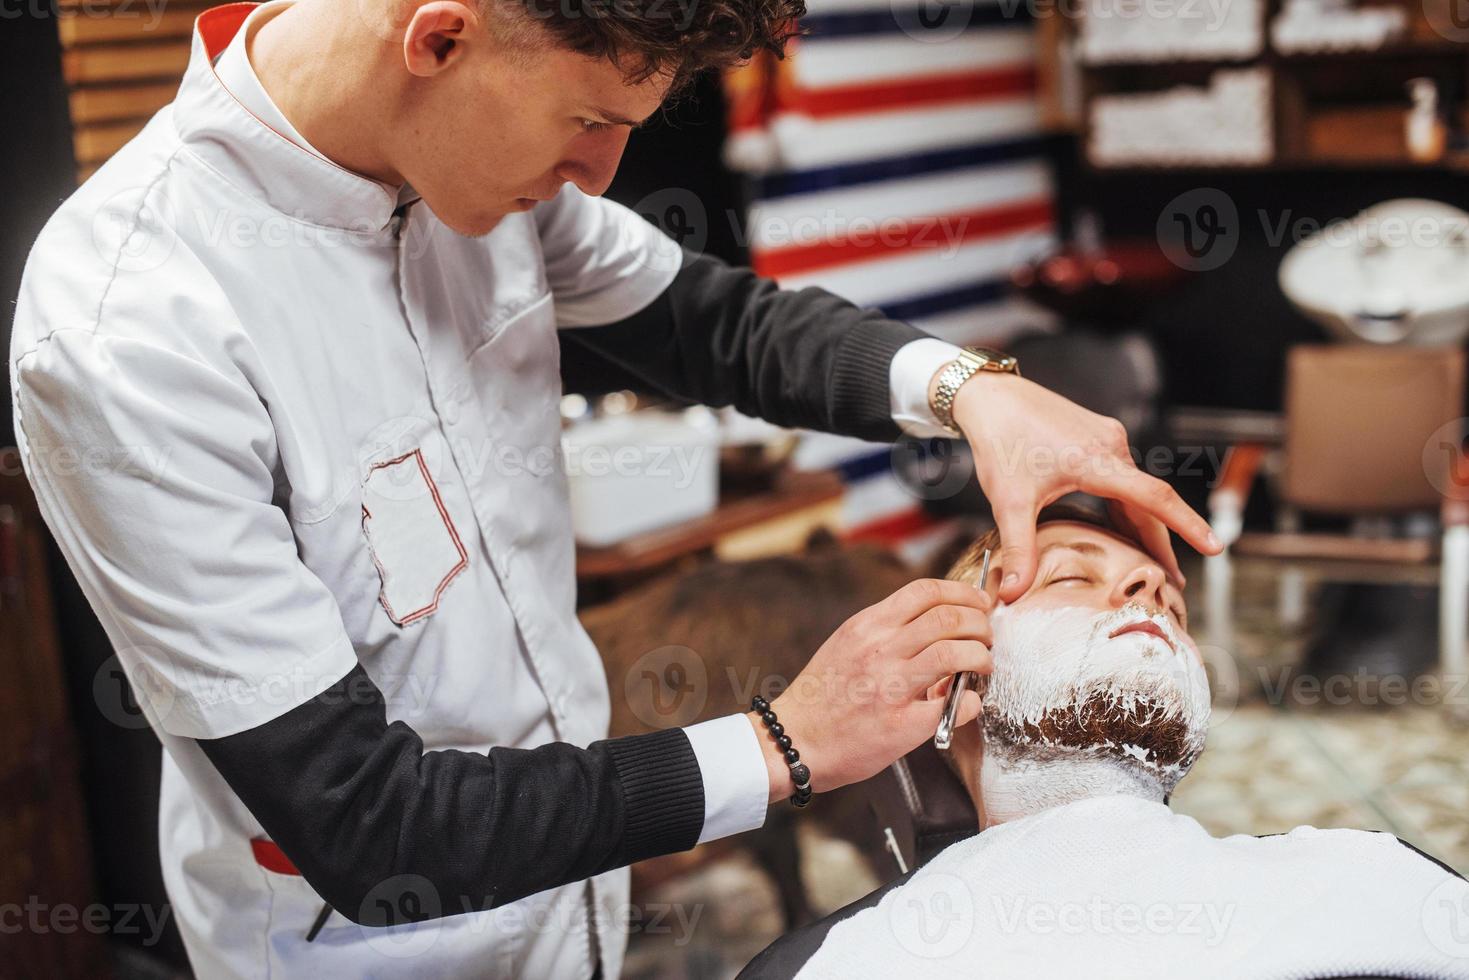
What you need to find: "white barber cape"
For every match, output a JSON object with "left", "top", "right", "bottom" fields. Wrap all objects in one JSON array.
[
  {"left": 800, "top": 795, "right": 1469, "bottom": 979},
  {"left": 9, "top": 4, "right": 791, "bottom": 977}
]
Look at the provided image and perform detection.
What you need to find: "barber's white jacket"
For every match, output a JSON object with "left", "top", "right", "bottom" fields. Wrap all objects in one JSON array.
[{"left": 7, "top": 5, "right": 844, "bottom": 977}]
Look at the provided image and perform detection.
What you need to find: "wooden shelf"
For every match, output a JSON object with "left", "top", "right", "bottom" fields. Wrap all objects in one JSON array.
[
  {"left": 1072, "top": 0, "right": 1469, "bottom": 173},
  {"left": 576, "top": 469, "right": 846, "bottom": 579}
]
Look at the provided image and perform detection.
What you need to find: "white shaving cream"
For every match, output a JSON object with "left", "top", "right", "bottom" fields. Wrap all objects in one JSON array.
[{"left": 977, "top": 600, "right": 1211, "bottom": 827}]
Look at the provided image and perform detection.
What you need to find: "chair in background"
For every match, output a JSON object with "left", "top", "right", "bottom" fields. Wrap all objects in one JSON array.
[{"left": 1204, "top": 344, "right": 1469, "bottom": 721}]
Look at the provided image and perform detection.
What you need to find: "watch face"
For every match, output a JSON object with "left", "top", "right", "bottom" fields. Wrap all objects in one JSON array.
[{"left": 964, "top": 347, "right": 1017, "bottom": 372}]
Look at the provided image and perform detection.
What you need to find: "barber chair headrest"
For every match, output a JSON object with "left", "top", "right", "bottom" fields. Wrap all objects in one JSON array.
[{"left": 869, "top": 742, "right": 979, "bottom": 873}]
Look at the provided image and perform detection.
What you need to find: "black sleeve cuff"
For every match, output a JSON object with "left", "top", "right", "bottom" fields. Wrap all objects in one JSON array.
[
  {"left": 830, "top": 316, "right": 928, "bottom": 444},
  {"left": 607, "top": 727, "right": 705, "bottom": 864}
]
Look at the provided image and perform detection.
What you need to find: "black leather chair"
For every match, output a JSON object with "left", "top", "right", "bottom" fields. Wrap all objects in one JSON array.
[{"left": 866, "top": 741, "right": 980, "bottom": 875}]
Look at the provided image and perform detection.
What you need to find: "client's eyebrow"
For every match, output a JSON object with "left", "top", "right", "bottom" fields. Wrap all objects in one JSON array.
[{"left": 1038, "top": 540, "right": 1108, "bottom": 562}]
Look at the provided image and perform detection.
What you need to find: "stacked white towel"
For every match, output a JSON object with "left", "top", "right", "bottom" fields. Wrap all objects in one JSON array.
[
  {"left": 1272, "top": 0, "right": 1408, "bottom": 53},
  {"left": 799, "top": 794, "right": 1469, "bottom": 979},
  {"left": 1088, "top": 68, "right": 1273, "bottom": 166},
  {"left": 1078, "top": 0, "right": 1262, "bottom": 63}
]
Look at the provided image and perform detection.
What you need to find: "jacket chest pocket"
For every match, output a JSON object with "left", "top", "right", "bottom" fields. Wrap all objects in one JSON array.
[{"left": 359, "top": 423, "right": 469, "bottom": 627}]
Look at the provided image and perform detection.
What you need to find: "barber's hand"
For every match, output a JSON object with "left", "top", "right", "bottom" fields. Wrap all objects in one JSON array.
[
  {"left": 748, "top": 579, "right": 992, "bottom": 802},
  {"left": 948, "top": 372, "right": 1222, "bottom": 603}
]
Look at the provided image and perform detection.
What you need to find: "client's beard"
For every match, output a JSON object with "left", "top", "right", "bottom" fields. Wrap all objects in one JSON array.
[{"left": 980, "top": 601, "right": 1211, "bottom": 802}]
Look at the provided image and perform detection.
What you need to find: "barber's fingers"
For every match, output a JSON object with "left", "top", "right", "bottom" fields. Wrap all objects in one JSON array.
[
  {"left": 906, "top": 685, "right": 984, "bottom": 730},
  {"left": 907, "top": 639, "right": 992, "bottom": 696},
  {"left": 1107, "top": 499, "right": 1186, "bottom": 589},
  {"left": 989, "top": 494, "right": 1040, "bottom": 603},
  {"left": 903, "top": 604, "right": 993, "bottom": 654},
  {"left": 876, "top": 577, "right": 993, "bottom": 625},
  {"left": 1084, "top": 464, "right": 1220, "bottom": 559},
  {"left": 925, "top": 671, "right": 982, "bottom": 702}
]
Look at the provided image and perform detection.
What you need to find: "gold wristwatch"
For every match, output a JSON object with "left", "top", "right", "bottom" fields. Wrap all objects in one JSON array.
[{"left": 931, "top": 346, "right": 1020, "bottom": 436}]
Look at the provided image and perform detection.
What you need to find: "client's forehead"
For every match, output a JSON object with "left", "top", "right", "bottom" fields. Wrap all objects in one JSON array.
[{"left": 1035, "top": 520, "right": 1154, "bottom": 564}]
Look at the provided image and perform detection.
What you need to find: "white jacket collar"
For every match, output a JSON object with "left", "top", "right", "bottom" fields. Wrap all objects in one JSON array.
[{"left": 173, "top": 3, "right": 402, "bottom": 234}]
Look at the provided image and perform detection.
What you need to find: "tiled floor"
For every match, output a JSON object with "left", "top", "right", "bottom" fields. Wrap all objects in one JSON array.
[{"left": 623, "top": 552, "right": 1469, "bottom": 979}]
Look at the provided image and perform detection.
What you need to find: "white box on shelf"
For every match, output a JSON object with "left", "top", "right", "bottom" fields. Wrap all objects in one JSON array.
[{"left": 562, "top": 409, "right": 720, "bottom": 547}]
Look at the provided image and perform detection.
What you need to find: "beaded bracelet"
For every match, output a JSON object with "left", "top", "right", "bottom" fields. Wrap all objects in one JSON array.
[{"left": 751, "top": 696, "right": 812, "bottom": 808}]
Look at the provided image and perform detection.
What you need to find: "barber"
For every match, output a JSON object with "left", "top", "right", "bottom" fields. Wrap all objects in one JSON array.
[{"left": 9, "top": 0, "right": 1221, "bottom": 975}]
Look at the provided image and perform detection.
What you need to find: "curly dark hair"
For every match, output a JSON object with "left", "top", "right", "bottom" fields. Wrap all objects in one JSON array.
[{"left": 516, "top": 0, "right": 806, "bottom": 88}]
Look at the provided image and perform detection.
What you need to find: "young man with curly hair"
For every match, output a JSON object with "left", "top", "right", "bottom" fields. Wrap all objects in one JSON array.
[{"left": 10, "top": 0, "right": 1221, "bottom": 974}]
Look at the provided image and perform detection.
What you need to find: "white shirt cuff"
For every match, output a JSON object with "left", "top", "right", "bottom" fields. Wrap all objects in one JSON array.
[
  {"left": 889, "top": 337, "right": 963, "bottom": 438},
  {"left": 684, "top": 713, "right": 769, "bottom": 844}
]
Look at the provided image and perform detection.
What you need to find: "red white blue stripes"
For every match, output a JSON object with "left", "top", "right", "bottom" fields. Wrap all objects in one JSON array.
[{"left": 724, "top": 0, "right": 1058, "bottom": 538}]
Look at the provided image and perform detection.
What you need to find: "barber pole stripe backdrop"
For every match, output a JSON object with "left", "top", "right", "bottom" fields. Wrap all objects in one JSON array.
[{"left": 723, "top": 0, "right": 1058, "bottom": 547}]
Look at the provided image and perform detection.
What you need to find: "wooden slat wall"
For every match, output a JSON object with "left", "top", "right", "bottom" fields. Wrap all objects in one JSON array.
[
  {"left": 0, "top": 450, "right": 112, "bottom": 979},
  {"left": 54, "top": 0, "right": 212, "bottom": 181}
]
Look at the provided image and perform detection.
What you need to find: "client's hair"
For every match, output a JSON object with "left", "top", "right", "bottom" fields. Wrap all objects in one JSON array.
[{"left": 945, "top": 500, "right": 1142, "bottom": 588}]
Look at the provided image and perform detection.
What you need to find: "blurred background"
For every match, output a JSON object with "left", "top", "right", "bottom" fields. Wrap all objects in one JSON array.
[{"left": 5, "top": 0, "right": 1469, "bottom": 975}]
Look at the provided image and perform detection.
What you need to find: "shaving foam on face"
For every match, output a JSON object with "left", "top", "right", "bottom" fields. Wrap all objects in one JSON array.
[{"left": 976, "top": 601, "right": 1212, "bottom": 827}]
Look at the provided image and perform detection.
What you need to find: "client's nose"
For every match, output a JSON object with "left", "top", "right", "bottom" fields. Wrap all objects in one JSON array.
[{"left": 1111, "top": 563, "right": 1168, "bottom": 616}]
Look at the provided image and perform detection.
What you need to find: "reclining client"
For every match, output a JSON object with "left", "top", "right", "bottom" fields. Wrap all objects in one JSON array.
[{"left": 742, "top": 502, "right": 1469, "bottom": 980}]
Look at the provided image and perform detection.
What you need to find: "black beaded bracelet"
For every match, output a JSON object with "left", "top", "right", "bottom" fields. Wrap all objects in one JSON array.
[{"left": 751, "top": 696, "right": 812, "bottom": 808}]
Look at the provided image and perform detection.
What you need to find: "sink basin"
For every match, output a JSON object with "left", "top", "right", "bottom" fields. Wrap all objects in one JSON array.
[{"left": 1278, "top": 198, "right": 1469, "bottom": 346}]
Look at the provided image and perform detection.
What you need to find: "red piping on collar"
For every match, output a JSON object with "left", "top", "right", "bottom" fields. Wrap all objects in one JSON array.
[{"left": 198, "top": 2, "right": 258, "bottom": 60}]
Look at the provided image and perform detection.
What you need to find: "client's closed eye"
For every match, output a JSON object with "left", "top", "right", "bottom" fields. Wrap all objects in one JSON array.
[{"left": 1042, "top": 564, "right": 1093, "bottom": 587}]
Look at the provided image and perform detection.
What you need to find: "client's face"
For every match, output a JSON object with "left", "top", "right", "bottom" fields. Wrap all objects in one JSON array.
[{"left": 958, "top": 521, "right": 1211, "bottom": 807}]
